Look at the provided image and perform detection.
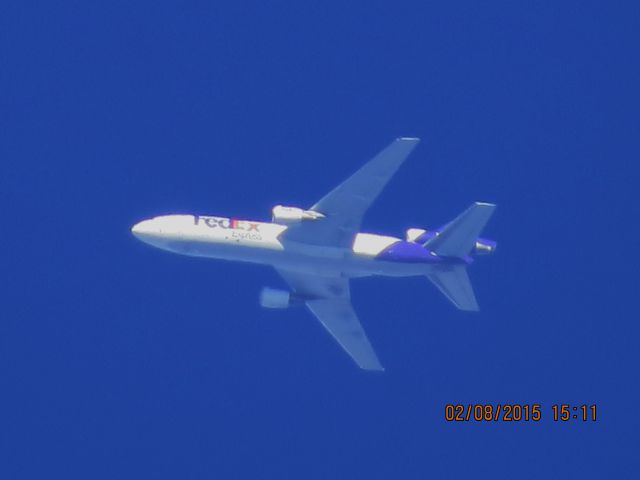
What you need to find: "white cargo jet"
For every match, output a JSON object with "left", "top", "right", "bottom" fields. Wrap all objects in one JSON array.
[{"left": 132, "top": 138, "right": 496, "bottom": 371}]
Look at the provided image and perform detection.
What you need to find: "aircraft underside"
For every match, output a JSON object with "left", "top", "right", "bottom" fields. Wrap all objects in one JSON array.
[{"left": 168, "top": 237, "right": 434, "bottom": 278}]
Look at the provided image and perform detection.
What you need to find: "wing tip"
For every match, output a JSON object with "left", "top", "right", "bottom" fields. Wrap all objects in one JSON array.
[
  {"left": 457, "top": 304, "right": 480, "bottom": 312},
  {"left": 361, "top": 364, "right": 386, "bottom": 372},
  {"left": 474, "top": 201, "right": 497, "bottom": 209}
]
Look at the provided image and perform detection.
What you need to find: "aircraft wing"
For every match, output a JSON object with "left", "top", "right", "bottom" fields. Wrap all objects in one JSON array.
[
  {"left": 282, "top": 137, "right": 420, "bottom": 248},
  {"left": 276, "top": 268, "right": 384, "bottom": 371}
]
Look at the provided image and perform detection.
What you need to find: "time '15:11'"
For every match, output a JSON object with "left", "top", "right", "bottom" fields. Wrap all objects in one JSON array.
[{"left": 552, "top": 404, "right": 597, "bottom": 421}]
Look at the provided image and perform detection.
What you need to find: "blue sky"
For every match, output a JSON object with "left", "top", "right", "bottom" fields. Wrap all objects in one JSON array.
[{"left": 2, "top": 1, "right": 639, "bottom": 478}]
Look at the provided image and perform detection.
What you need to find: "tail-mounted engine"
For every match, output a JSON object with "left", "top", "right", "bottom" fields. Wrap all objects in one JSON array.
[
  {"left": 473, "top": 239, "right": 497, "bottom": 255},
  {"left": 406, "top": 228, "right": 429, "bottom": 242},
  {"left": 406, "top": 227, "right": 496, "bottom": 255},
  {"left": 272, "top": 205, "right": 325, "bottom": 225}
]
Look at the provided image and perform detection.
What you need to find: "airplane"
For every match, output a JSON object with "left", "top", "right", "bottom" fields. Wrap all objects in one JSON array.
[{"left": 131, "top": 138, "right": 497, "bottom": 371}]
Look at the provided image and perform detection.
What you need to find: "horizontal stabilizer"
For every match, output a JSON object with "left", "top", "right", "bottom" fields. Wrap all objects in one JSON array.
[
  {"left": 427, "top": 266, "right": 479, "bottom": 311},
  {"left": 425, "top": 202, "right": 496, "bottom": 257}
]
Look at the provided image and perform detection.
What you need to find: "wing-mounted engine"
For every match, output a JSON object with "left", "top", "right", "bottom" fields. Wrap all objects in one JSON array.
[
  {"left": 259, "top": 286, "right": 310, "bottom": 308},
  {"left": 259, "top": 287, "right": 292, "bottom": 309},
  {"left": 272, "top": 205, "right": 325, "bottom": 225}
]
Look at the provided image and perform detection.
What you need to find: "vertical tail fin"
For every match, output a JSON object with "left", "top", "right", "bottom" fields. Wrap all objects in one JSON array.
[
  {"left": 424, "top": 202, "right": 496, "bottom": 258},
  {"left": 427, "top": 265, "right": 479, "bottom": 311}
]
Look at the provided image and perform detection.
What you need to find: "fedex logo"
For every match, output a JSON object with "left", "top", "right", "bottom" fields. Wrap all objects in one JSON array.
[{"left": 194, "top": 215, "right": 260, "bottom": 232}]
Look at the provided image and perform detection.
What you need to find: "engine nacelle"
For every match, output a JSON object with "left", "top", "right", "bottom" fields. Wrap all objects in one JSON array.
[
  {"left": 271, "top": 205, "right": 325, "bottom": 225},
  {"left": 473, "top": 239, "right": 497, "bottom": 255},
  {"left": 407, "top": 227, "right": 496, "bottom": 255},
  {"left": 259, "top": 287, "right": 291, "bottom": 309}
]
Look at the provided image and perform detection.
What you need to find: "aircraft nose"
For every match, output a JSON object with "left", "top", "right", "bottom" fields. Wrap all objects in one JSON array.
[{"left": 131, "top": 219, "right": 155, "bottom": 239}]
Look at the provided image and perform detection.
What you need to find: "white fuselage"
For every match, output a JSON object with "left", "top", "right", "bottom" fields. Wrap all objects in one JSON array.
[{"left": 131, "top": 214, "right": 433, "bottom": 278}]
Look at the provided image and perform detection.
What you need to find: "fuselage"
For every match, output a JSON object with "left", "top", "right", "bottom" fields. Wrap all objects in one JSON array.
[
  {"left": 131, "top": 214, "right": 492, "bottom": 278},
  {"left": 129, "top": 138, "right": 497, "bottom": 370}
]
